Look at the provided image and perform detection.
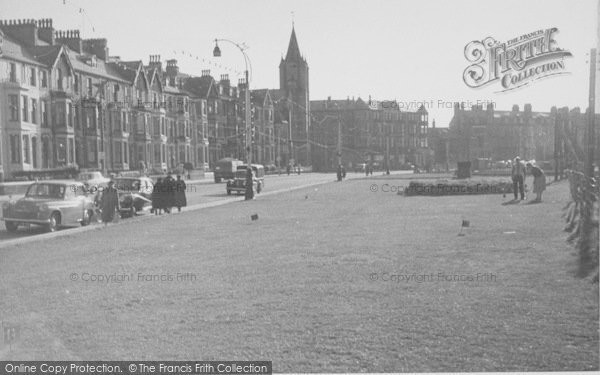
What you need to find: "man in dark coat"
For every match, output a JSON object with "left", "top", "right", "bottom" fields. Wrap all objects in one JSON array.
[
  {"left": 245, "top": 168, "right": 255, "bottom": 200},
  {"left": 174, "top": 175, "right": 187, "bottom": 212},
  {"left": 337, "top": 165, "right": 343, "bottom": 182},
  {"left": 152, "top": 178, "right": 163, "bottom": 215}
]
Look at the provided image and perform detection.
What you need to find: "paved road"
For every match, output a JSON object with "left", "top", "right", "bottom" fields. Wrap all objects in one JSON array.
[{"left": 0, "top": 172, "right": 363, "bottom": 241}]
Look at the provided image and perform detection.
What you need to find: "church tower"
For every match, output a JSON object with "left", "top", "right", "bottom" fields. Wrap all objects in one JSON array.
[{"left": 279, "top": 26, "right": 310, "bottom": 165}]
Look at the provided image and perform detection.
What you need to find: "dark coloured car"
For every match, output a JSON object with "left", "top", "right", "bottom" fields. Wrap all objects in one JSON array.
[
  {"left": 1, "top": 181, "right": 95, "bottom": 232},
  {"left": 226, "top": 164, "right": 265, "bottom": 195}
]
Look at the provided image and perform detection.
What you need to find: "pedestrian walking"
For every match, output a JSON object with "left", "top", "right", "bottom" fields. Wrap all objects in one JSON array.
[
  {"left": 511, "top": 156, "right": 526, "bottom": 200},
  {"left": 297, "top": 163, "right": 301, "bottom": 175},
  {"left": 341, "top": 165, "right": 346, "bottom": 179},
  {"left": 100, "top": 181, "right": 120, "bottom": 225},
  {"left": 526, "top": 162, "right": 546, "bottom": 202},
  {"left": 152, "top": 178, "right": 163, "bottom": 215},
  {"left": 174, "top": 175, "right": 187, "bottom": 212},
  {"left": 286, "top": 164, "right": 291, "bottom": 176},
  {"left": 337, "top": 165, "right": 343, "bottom": 182}
]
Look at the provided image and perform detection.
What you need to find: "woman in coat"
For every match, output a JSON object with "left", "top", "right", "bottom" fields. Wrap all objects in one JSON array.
[
  {"left": 526, "top": 162, "right": 546, "bottom": 202},
  {"left": 174, "top": 175, "right": 187, "bottom": 212},
  {"left": 100, "top": 181, "right": 120, "bottom": 225}
]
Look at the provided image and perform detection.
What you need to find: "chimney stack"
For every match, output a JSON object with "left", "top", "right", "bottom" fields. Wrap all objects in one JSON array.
[
  {"left": 82, "top": 38, "right": 108, "bottom": 60},
  {"left": 55, "top": 29, "right": 82, "bottom": 52},
  {"left": 148, "top": 54, "right": 162, "bottom": 71},
  {"left": 166, "top": 59, "right": 179, "bottom": 77},
  {"left": 0, "top": 18, "right": 39, "bottom": 46}
]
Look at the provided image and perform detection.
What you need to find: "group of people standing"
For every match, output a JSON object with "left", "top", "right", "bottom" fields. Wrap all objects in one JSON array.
[
  {"left": 511, "top": 156, "right": 546, "bottom": 203},
  {"left": 151, "top": 174, "right": 187, "bottom": 214}
]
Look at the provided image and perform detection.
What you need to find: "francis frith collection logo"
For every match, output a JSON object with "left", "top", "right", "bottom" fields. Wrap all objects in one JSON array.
[{"left": 463, "top": 28, "right": 572, "bottom": 92}]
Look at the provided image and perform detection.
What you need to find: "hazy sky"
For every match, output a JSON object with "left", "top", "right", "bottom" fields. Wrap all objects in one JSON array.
[{"left": 0, "top": 0, "right": 597, "bottom": 126}]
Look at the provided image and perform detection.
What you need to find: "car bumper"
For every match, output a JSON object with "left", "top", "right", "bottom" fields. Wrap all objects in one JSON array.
[{"left": 1, "top": 217, "right": 51, "bottom": 224}]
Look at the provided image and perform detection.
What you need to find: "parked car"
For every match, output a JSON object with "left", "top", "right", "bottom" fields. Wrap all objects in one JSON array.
[
  {"left": 214, "top": 158, "right": 245, "bottom": 183},
  {"left": 1, "top": 181, "right": 95, "bottom": 232},
  {"left": 76, "top": 171, "right": 110, "bottom": 192},
  {"left": 112, "top": 177, "right": 153, "bottom": 217},
  {"left": 227, "top": 164, "right": 265, "bottom": 195}
]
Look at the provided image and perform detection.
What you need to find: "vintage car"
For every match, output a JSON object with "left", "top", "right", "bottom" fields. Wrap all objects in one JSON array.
[
  {"left": 112, "top": 177, "right": 153, "bottom": 217},
  {"left": 76, "top": 171, "right": 110, "bottom": 191},
  {"left": 214, "top": 158, "right": 245, "bottom": 183},
  {"left": 1, "top": 181, "right": 96, "bottom": 232},
  {"left": 226, "top": 164, "right": 265, "bottom": 195}
]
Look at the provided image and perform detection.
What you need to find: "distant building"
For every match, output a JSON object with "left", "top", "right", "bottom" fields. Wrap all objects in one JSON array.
[
  {"left": 449, "top": 102, "right": 600, "bottom": 170},
  {"left": 310, "top": 97, "right": 430, "bottom": 171}
]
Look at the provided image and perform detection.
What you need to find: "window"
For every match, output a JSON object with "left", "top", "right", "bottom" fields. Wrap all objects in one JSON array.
[
  {"left": 114, "top": 84, "right": 119, "bottom": 102},
  {"left": 87, "top": 78, "right": 93, "bottom": 97},
  {"left": 115, "top": 141, "right": 122, "bottom": 163},
  {"left": 31, "top": 99, "right": 37, "bottom": 124},
  {"left": 31, "top": 137, "right": 37, "bottom": 168},
  {"left": 67, "top": 104, "right": 72, "bottom": 127},
  {"left": 154, "top": 144, "right": 161, "bottom": 163},
  {"left": 161, "top": 117, "right": 165, "bottom": 135},
  {"left": 57, "top": 68, "right": 63, "bottom": 90},
  {"left": 22, "top": 135, "right": 30, "bottom": 164},
  {"left": 154, "top": 118, "right": 160, "bottom": 135},
  {"left": 68, "top": 138, "right": 74, "bottom": 163},
  {"left": 40, "top": 70, "right": 48, "bottom": 87},
  {"left": 9, "top": 95, "right": 19, "bottom": 121},
  {"left": 9, "top": 63, "right": 17, "bottom": 83},
  {"left": 30, "top": 67, "right": 36, "bottom": 86},
  {"left": 87, "top": 140, "right": 97, "bottom": 163},
  {"left": 10, "top": 135, "right": 20, "bottom": 163},
  {"left": 21, "top": 95, "right": 28, "bottom": 122},
  {"left": 41, "top": 100, "right": 48, "bottom": 127},
  {"left": 74, "top": 74, "right": 79, "bottom": 93}
]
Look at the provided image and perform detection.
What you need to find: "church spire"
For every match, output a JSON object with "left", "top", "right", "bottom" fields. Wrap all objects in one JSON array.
[{"left": 285, "top": 26, "right": 302, "bottom": 62}]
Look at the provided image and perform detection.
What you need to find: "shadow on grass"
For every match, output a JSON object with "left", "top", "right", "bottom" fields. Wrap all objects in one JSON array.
[{"left": 501, "top": 199, "right": 521, "bottom": 205}]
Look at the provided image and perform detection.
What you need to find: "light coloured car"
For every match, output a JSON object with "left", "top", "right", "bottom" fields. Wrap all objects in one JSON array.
[
  {"left": 76, "top": 171, "right": 110, "bottom": 192},
  {"left": 1, "top": 181, "right": 96, "bottom": 232}
]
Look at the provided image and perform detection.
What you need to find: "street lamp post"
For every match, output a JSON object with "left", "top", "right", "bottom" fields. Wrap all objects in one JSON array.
[{"left": 213, "top": 39, "right": 253, "bottom": 199}]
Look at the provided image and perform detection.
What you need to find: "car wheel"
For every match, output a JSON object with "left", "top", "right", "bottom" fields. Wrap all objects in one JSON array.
[
  {"left": 80, "top": 209, "right": 92, "bottom": 226},
  {"left": 47, "top": 212, "right": 60, "bottom": 232},
  {"left": 5, "top": 221, "right": 18, "bottom": 232}
]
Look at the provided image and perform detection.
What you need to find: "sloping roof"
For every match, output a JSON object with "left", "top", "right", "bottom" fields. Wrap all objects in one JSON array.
[
  {"left": 65, "top": 49, "right": 130, "bottom": 83},
  {"left": 28, "top": 44, "right": 62, "bottom": 66},
  {"left": 1, "top": 34, "right": 46, "bottom": 66}
]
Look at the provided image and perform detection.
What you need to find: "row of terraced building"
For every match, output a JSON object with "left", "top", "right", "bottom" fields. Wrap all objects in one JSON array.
[{"left": 0, "top": 18, "right": 301, "bottom": 180}]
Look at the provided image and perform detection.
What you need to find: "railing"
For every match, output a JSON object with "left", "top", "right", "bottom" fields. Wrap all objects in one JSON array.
[{"left": 564, "top": 169, "right": 599, "bottom": 281}]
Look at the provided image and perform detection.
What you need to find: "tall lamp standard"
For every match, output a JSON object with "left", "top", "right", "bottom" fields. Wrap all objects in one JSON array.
[{"left": 213, "top": 38, "right": 253, "bottom": 199}]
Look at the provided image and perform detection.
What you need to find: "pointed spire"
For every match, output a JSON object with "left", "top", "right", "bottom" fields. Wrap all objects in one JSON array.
[{"left": 285, "top": 26, "right": 302, "bottom": 61}]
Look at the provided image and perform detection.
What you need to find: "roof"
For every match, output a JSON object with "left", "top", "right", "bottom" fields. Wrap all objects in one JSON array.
[
  {"left": 284, "top": 27, "right": 303, "bottom": 61},
  {"left": 65, "top": 49, "right": 130, "bottom": 83},
  {"left": 0, "top": 34, "right": 46, "bottom": 66}
]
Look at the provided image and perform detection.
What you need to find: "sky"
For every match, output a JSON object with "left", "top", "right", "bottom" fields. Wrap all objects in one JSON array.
[{"left": 0, "top": 0, "right": 597, "bottom": 127}]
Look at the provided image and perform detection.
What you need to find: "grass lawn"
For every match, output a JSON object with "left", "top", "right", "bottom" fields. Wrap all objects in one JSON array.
[{"left": 0, "top": 176, "right": 598, "bottom": 372}]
